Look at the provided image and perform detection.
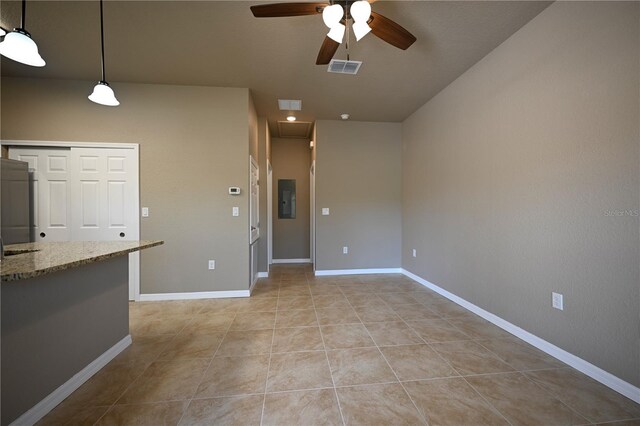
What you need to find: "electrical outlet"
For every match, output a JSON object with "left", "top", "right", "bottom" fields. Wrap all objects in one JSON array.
[
  {"left": 412, "top": 249, "right": 417, "bottom": 258},
  {"left": 208, "top": 260, "right": 216, "bottom": 270},
  {"left": 232, "top": 207, "right": 239, "bottom": 217},
  {"left": 141, "top": 207, "right": 149, "bottom": 217},
  {"left": 343, "top": 246, "right": 348, "bottom": 254},
  {"left": 552, "top": 292, "right": 563, "bottom": 310}
]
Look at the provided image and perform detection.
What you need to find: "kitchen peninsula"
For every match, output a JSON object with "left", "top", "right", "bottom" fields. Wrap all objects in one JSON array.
[{"left": 1, "top": 240, "right": 163, "bottom": 426}]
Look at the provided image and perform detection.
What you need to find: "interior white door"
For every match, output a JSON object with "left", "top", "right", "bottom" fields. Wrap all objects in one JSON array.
[
  {"left": 9, "top": 145, "right": 140, "bottom": 300},
  {"left": 71, "top": 148, "right": 138, "bottom": 241},
  {"left": 9, "top": 148, "right": 72, "bottom": 242}
]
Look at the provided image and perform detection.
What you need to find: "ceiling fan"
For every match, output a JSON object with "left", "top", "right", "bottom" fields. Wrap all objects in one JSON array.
[{"left": 250, "top": 1, "right": 417, "bottom": 65}]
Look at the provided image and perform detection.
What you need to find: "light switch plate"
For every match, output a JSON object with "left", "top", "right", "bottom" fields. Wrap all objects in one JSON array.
[
  {"left": 412, "top": 249, "right": 417, "bottom": 258},
  {"left": 208, "top": 260, "right": 216, "bottom": 270},
  {"left": 142, "top": 207, "right": 149, "bottom": 217},
  {"left": 232, "top": 207, "right": 239, "bottom": 217},
  {"left": 322, "top": 208, "right": 330, "bottom": 215}
]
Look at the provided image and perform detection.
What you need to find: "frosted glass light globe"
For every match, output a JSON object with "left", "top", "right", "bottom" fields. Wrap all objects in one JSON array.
[
  {"left": 350, "top": 1, "right": 371, "bottom": 22},
  {"left": 88, "top": 81, "right": 120, "bottom": 106},
  {"left": 322, "top": 4, "right": 343, "bottom": 28},
  {"left": 327, "top": 23, "right": 345, "bottom": 43},
  {"left": 0, "top": 29, "right": 45, "bottom": 67}
]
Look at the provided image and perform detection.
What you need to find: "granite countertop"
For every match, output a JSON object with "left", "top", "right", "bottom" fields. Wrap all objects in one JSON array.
[{"left": 1, "top": 240, "right": 164, "bottom": 282}]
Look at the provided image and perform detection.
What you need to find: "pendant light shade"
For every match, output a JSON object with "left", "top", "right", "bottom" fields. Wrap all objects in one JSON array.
[
  {"left": 88, "top": 81, "right": 119, "bottom": 106},
  {"left": 88, "top": 0, "right": 119, "bottom": 106},
  {"left": 352, "top": 21, "right": 371, "bottom": 41},
  {"left": 327, "top": 23, "right": 345, "bottom": 43},
  {"left": 322, "top": 4, "right": 343, "bottom": 28},
  {"left": 0, "top": 0, "right": 45, "bottom": 67}
]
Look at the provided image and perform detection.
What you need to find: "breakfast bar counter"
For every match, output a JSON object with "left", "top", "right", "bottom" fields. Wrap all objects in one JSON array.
[{"left": 1, "top": 240, "right": 163, "bottom": 426}]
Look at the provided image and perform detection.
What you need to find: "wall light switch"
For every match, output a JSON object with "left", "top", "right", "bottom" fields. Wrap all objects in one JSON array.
[
  {"left": 412, "top": 249, "right": 417, "bottom": 258},
  {"left": 142, "top": 207, "right": 149, "bottom": 217},
  {"left": 552, "top": 292, "right": 564, "bottom": 310},
  {"left": 322, "top": 208, "right": 330, "bottom": 215},
  {"left": 343, "top": 246, "right": 348, "bottom": 254},
  {"left": 208, "top": 260, "right": 216, "bottom": 270},
  {"left": 232, "top": 207, "right": 239, "bottom": 217}
]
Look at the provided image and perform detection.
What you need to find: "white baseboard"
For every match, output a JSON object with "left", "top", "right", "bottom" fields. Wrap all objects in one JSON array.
[
  {"left": 315, "top": 268, "right": 402, "bottom": 276},
  {"left": 257, "top": 272, "right": 269, "bottom": 278},
  {"left": 401, "top": 268, "right": 640, "bottom": 404},
  {"left": 272, "top": 258, "right": 311, "bottom": 264},
  {"left": 139, "top": 290, "right": 250, "bottom": 301},
  {"left": 10, "top": 335, "right": 132, "bottom": 426}
]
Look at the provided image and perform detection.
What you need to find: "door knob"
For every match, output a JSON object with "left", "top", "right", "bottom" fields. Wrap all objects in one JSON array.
[
  {"left": 40, "top": 232, "right": 46, "bottom": 238},
  {"left": 119, "top": 232, "right": 125, "bottom": 238}
]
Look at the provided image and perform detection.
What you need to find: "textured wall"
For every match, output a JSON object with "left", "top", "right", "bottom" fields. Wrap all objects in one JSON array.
[
  {"left": 1, "top": 78, "right": 252, "bottom": 293},
  {"left": 402, "top": 2, "right": 639, "bottom": 386},
  {"left": 316, "top": 120, "right": 402, "bottom": 271}
]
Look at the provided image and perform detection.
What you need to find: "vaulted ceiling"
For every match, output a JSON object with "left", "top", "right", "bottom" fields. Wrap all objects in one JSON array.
[{"left": 0, "top": 1, "right": 551, "bottom": 133}]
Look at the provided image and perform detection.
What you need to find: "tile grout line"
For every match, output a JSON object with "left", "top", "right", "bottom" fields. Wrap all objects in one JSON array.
[
  {"left": 379, "top": 292, "right": 517, "bottom": 426},
  {"left": 311, "top": 273, "right": 348, "bottom": 426},
  {"left": 174, "top": 306, "right": 238, "bottom": 426},
  {"left": 346, "top": 291, "right": 430, "bottom": 426},
  {"left": 92, "top": 305, "right": 204, "bottom": 425},
  {"left": 259, "top": 273, "right": 282, "bottom": 426}
]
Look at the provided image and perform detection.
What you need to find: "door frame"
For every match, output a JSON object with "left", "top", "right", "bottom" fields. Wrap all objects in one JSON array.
[
  {"left": 2, "top": 139, "right": 141, "bottom": 300},
  {"left": 310, "top": 161, "right": 316, "bottom": 269},
  {"left": 267, "top": 160, "right": 273, "bottom": 269}
]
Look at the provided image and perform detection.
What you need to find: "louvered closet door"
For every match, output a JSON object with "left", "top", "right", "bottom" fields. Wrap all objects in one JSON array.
[
  {"left": 71, "top": 148, "right": 137, "bottom": 241},
  {"left": 9, "top": 148, "right": 72, "bottom": 241}
]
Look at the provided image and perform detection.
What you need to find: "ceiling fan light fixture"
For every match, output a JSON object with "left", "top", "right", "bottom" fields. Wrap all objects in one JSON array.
[
  {"left": 88, "top": 81, "right": 120, "bottom": 106},
  {"left": 0, "top": 27, "right": 6, "bottom": 36},
  {"left": 322, "top": 4, "right": 343, "bottom": 28},
  {"left": 0, "top": 28, "right": 45, "bottom": 67},
  {"left": 352, "top": 21, "right": 371, "bottom": 41},
  {"left": 327, "top": 23, "right": 345, "bottom": 43},
  {"left": 350, "top": 1, "right": 371, "bottom": 22}
]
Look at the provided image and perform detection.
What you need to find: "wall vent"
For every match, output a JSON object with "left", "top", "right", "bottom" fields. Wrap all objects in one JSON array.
[{"left": 327, "top": 59, "right": 362, "bottom": 75}]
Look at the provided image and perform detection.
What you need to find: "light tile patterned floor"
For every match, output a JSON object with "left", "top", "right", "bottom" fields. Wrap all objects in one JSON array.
[{"left": 38, "top": 264, "right": 640, "bottom": 425}]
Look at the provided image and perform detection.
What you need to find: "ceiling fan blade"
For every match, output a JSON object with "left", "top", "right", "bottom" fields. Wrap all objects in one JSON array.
[
  {"left": 316, "top": 36, "right": 340, "bottom": 65},
  {"left": 369, "top": 11, "right": 416, "bottom": 50},
  {"left": 250, "top": 2, "right": 327, "bottom": 17}
]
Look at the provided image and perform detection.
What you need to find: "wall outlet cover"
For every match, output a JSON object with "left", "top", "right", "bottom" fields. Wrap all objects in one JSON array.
[
  {"left": 412, "top": 249, "right": 417, "bottom": 257},
  {"left": 552, "top": 292, "right": 564, "bottom": 310},
  {"left": 343, "top": 246, "right": 348, "bottom": 254},
  {"left": 208, "top": 260, "right": 216, "bottom": 270}
]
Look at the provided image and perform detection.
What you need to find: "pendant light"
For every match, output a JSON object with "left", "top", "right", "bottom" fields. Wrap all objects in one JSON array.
[
  {"left": 0, "top": 0, "right": 45, "bottom": 67},
  {"left": 88, "top": 0, "right": 119, "bottom": 106}
]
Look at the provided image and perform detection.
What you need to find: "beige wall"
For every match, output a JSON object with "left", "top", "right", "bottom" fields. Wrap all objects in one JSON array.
[
  {"left": 315, "top": 121, "right": 402, "bottom": 271},
  {"left": 271, "top": 137, "right": 311, "bottom": 260},
  {"left": 1, "top": 77, "right": 252, "bottom": 293},
  {"left": 402, "top": 2, "right": 639, "bottom": 386}
]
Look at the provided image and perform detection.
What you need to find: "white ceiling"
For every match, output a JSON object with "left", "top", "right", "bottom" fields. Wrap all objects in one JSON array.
[{"left": 0, "top": 1, "right": 551, "bottom": 133}]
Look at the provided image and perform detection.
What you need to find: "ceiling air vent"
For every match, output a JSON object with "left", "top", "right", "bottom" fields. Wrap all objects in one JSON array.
[
  {"left": 327, "top": 59, "right": 362, "bottom": 75},
  {"left": 278, "top": 99, "right": 302, "bottom": 111}
]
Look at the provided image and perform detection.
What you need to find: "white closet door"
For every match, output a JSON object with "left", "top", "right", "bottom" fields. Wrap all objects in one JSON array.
[
  {"left": 9, "top": 148, "right": 72, "bottom": 242},
  {"left": 250, "top": 156, "right": 260, "bottom": 244},
  {"left": 71, "top": 148, "right": 138, "bottom": 241}
]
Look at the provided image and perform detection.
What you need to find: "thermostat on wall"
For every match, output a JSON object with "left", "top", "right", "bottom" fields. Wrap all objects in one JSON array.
[{"left": 229, "top": 187, "right": 241, "bottom": 195}]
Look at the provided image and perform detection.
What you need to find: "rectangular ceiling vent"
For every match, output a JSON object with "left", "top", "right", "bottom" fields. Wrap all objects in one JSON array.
[
  {"left": 327, "top": 59, "right": 362, "bottom": 75},
  {"left": 278, "top": 99, "right": 302, "bottom": 111}
]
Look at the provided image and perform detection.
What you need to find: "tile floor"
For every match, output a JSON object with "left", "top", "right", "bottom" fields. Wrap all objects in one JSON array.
[{"left": 39, "top": 264, "right": 640, "bottom": 425}]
